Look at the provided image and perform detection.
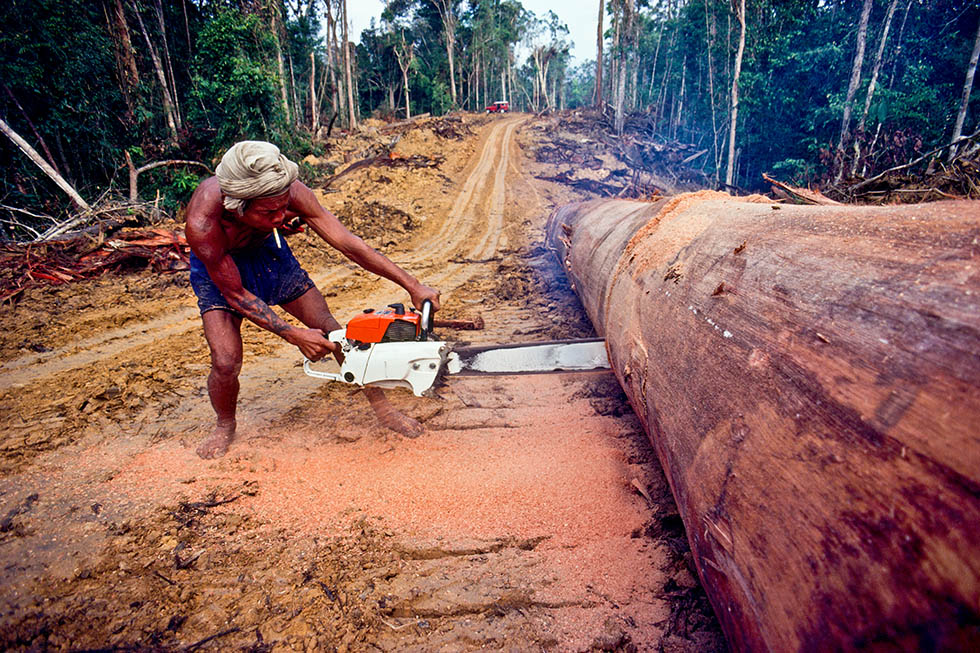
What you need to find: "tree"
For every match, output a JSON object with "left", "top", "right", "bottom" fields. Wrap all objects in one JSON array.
[
  {"left": 725, "top": 0, "right": 745, "bottom": 187},
  {"left": 429, "top": 0, "right": 460, "bottom": 106},
  {"left": 949, "top": 11, "right": 980, "bottom": 161},
  {"left": 836, "top": 0, "right": 874, "bottom": 176},
  {"left": 594, "top": 0, "right": 604, "bottom": 108},
  {"left": 131, "top": 0, "right": 180, "bottom": 144}
]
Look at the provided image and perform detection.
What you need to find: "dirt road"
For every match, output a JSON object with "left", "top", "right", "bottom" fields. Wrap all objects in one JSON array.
[{"left": 0, "top": 115, "right": 722, "bottom": 650}]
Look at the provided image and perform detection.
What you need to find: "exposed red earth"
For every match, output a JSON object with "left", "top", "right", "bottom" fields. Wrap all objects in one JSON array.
[{"left": 0, "top": 115, "right": 723, "bottom": 651}]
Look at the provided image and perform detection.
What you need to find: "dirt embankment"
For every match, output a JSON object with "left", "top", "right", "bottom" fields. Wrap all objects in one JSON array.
[{"left": 0, "top": 114, "right": 723, "bottom": 651}]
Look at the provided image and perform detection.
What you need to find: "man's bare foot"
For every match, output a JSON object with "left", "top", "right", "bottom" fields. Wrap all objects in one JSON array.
[
  {"left": 364, "top": 388, "right": 424, "bottom": 438},
  {"left": 196, "top": 420, "right": 236, "bottom": 458}
]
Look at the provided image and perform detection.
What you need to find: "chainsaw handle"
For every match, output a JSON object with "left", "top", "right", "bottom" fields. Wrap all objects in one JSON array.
[{"left": 420, "top": 300, "right": 433, "bottom": 341}]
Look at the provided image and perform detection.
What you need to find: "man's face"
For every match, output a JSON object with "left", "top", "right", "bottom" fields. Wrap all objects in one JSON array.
[{"left": 239, "top": 192, "right": 290, "bottom": 230}]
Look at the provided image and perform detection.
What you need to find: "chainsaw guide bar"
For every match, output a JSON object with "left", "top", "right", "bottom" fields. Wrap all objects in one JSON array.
[{"left": 303, "top": 302, "right": 610, "bottom": 397}]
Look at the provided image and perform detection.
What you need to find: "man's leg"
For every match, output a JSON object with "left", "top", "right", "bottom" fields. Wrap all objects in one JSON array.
[
  {"left": 282, "top": 287, "right": 424, "bottom": 438},
  {"left": 197, "top": 309, "right": 244, "bottom": 458}
]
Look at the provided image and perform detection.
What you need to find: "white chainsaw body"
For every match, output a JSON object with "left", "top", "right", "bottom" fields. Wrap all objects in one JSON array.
[{"left": 303, "top": 328, "right": 450, "bottom": 397}]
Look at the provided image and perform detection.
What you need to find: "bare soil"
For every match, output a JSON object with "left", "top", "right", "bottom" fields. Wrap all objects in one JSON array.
[{"left": 0, "top": 114, "right": 724, "bottom": 651}]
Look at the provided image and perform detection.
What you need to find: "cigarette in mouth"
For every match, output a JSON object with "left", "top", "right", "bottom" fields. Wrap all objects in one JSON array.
[{"left": 273, "top": 228, "right": 282, "bottom": 249}]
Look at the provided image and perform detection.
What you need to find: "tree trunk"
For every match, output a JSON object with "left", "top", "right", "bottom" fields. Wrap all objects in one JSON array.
[
  {"left": 270, "top": 2, "right": 292, "bottom": 126},
  {"left": 614, "top": 0, "right": 633, "bottom": 135},
  {"left": 836, "top": 0, "right": 874, "bottom": 170},
  {"left": 395, "top": 37, "right": 413, "bottom": 119},
  {"left": 704, "top": 0, "right": 720, "bottom": 180},
  {"left": 326, "top": 0, "right": 340, "bottom": 124},
  {"left": 131, "top": 0, "right": 179, "bottom": 144},
  {"left": 342, "top": 0, "right": 357, "bottom": 129},
  {"left": 852, "top": 0, "right": 899, "bottom": 176},
  {"left": 725, "top": 0, "right": 746, "bottom": 188},
  {"left": 310, "top": 51, "right": 319, "bottom": 133},
  {"left": 949, "top": 12, "right": 980, "bottom": 161},
  {"left": 0, "top": 117, "right": 89, "bottom": 210},
  {"left": 547, "top": 194, "right": 980, "bottom": 653},
  {"left": 594, "top": 0, "right": 604, "bottom": 107},
  {"left": 431, "top": 0, "right": 457, "bottom": 106},
  {"left": 152, "top": 0, "right": 181, "bottom": 129},
  {"left": 107, "top": 0, "right": 140, "bottom": 121}
]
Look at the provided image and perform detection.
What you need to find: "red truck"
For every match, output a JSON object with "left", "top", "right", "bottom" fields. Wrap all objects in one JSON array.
[{"left": 485, "top": 101, "right": 510, "bottom": 114}]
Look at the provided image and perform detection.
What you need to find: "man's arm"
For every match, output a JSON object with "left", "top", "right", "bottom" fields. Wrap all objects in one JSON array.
[
  {"left": 289, "top": 182, "right": 441, "bottom": 311},
  {"left": 185, "top": 182, "right": 335, "bottom": 360}
]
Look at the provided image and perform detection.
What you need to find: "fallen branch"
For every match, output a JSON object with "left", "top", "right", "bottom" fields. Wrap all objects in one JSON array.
[
  {"left": 0, "top": 117, "right": 89, "bottom": 210},
  {"left": 125, "top": 152, "right": 212, "bottom": 201},
  {"left": 762, "top": 174, "right": 842, "bottom": 205},
  {"left": 323, "top": 153, "right": 443, "bottom": 188}
]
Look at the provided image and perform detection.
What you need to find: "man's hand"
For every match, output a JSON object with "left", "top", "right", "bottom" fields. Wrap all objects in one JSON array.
[
  {"left": 285, "top": 327, "right": 337, "bottom": 361},
  {"left": 410, "top": 284, "right": 441, "bottom": 313}
]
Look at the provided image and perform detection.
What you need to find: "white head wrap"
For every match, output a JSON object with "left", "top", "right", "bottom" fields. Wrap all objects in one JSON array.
[{"left": 215, "top": 141, "right": 299, "bottom": 213}]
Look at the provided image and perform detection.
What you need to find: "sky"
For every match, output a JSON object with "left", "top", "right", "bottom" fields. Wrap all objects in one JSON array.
[{"left": 346, "top": 0, "right": 599, "bottom": 66}]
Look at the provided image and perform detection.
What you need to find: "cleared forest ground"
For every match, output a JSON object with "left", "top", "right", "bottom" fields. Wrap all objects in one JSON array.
[{"left": 0, "top": 114, "right": 723, "bottom": 651}]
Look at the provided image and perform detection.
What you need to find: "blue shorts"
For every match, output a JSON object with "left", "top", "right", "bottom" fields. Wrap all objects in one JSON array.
[{"left": 189, "top": 233, "right": 316, "bottom": 316}]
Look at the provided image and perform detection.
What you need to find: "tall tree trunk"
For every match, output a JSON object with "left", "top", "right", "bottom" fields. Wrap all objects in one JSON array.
[
  {"left": 152, "top": 0, "right": 181, "bottom": 129},
  {"left": 0, "top": 118, "right": 89, "bottom": 210},
  {"left": 646, "top": 8, "right": 667, "bottom": 110},
  {"left": 673, "top": 56, "right": 687, "bottom": 140},
  {"left": 594, "top": 0, "right": 604, "bottom": 107},
  {"left": 342, "top": 0, "right": 357, "bottom": 129},
  {"left": 614, "top": 0, "right": 634, "bottom": 135},
  {"left": 107, "top": 0, "right": 140, "bottom": 122},
  {"left": 395, "top": 36, "right": 413, "bottom": 119},
  {"left": 949, "top": 12, "right": 980, "bottom": 161},
  {"left": 630, "top": 15, "right": 639, "bottom": 111},
  {"left": 270, "top": 2, "right": 291, "bottom": 126},
  {"left": 836, "top": 0, "right": 874, "bottom": 170},
  {"left": 181, "top": 0, "right": 191, "bottom": 52},
  {"left": 725, "top": 0, "right": 746, "bottom": 188},
  {"left": 326, "top": 1, "right": 340, "bottom": 124},
  {"left": 854, "top": 0, "right": 900, "bottom": 175},
  {"left": 431, "top": 0, "right": 457, "bottom": 106},
  {"left": 705, "top": 0, "right": 720, "bottom": 180},
  {"left": 311, "top": 51, "right": 319, "bottom": 133},
  {"left": 131, "top": 1, "right": 178, "bottom": 144}
]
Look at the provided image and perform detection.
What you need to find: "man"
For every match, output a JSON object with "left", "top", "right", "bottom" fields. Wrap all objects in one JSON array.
[{"left": 185, "top": 140, "right": 440, "bottom": 458}]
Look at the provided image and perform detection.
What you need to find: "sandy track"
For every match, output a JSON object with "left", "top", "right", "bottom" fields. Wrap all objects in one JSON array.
[{"left": 0, "top": 116, "right": 722, "bottom": 651}]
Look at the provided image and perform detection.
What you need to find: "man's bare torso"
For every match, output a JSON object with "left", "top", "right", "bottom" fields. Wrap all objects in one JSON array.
[{"left": 187, "top": 177, "right": 298, "bottom": 255}]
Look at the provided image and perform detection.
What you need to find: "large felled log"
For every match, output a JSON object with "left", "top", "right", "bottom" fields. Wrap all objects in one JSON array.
[{"left": 546, "top": 191, "right": 980, "bottom": 651}]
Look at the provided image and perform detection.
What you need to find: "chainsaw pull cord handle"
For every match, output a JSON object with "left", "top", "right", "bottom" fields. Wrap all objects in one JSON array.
[{"left": 420, "top": 299, "right": 433, "bottom": 341}]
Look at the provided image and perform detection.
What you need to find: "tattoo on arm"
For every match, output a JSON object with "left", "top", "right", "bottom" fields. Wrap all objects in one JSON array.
[{"left": 236, "top": 295, "right": 292, "bottom": 336}]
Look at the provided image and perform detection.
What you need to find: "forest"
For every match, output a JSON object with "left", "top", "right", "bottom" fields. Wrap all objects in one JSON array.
[{"left": 1, "top": 0, "right": 979, "bottom": 240}]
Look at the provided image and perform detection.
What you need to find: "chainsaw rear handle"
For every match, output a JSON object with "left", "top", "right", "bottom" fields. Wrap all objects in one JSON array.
[{"left": 420, "top": 299, "right": 433, "bottom": 341}]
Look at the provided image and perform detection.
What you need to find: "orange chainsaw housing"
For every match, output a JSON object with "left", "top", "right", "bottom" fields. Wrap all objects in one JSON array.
[{"left": 345, "top": 304, "right": 421, "bottom": 344}]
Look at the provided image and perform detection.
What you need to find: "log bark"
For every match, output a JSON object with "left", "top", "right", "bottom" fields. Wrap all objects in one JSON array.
[{"left": 546, "top": 193, "right": 980, "bottom": 652}]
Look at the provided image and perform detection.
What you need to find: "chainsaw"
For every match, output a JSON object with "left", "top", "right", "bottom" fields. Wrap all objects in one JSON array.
[{"left": 302, "top": 300, "right": 609, "bottom": 397}]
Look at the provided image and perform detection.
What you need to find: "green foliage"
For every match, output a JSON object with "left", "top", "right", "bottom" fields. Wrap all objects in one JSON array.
[
  {"left": 189, "top": 10, "right": 286, "bottom": 156},
  {"left": 2, "top": 0, "right": 978, "bottom": 229},
  {"left": 0, "top": 0, "right": 130, "bottom": 211}
]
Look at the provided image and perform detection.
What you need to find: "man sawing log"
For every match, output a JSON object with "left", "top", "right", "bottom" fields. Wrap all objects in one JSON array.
[{"left": 185, "top": 141, "right": 440, "bottom": 458}]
